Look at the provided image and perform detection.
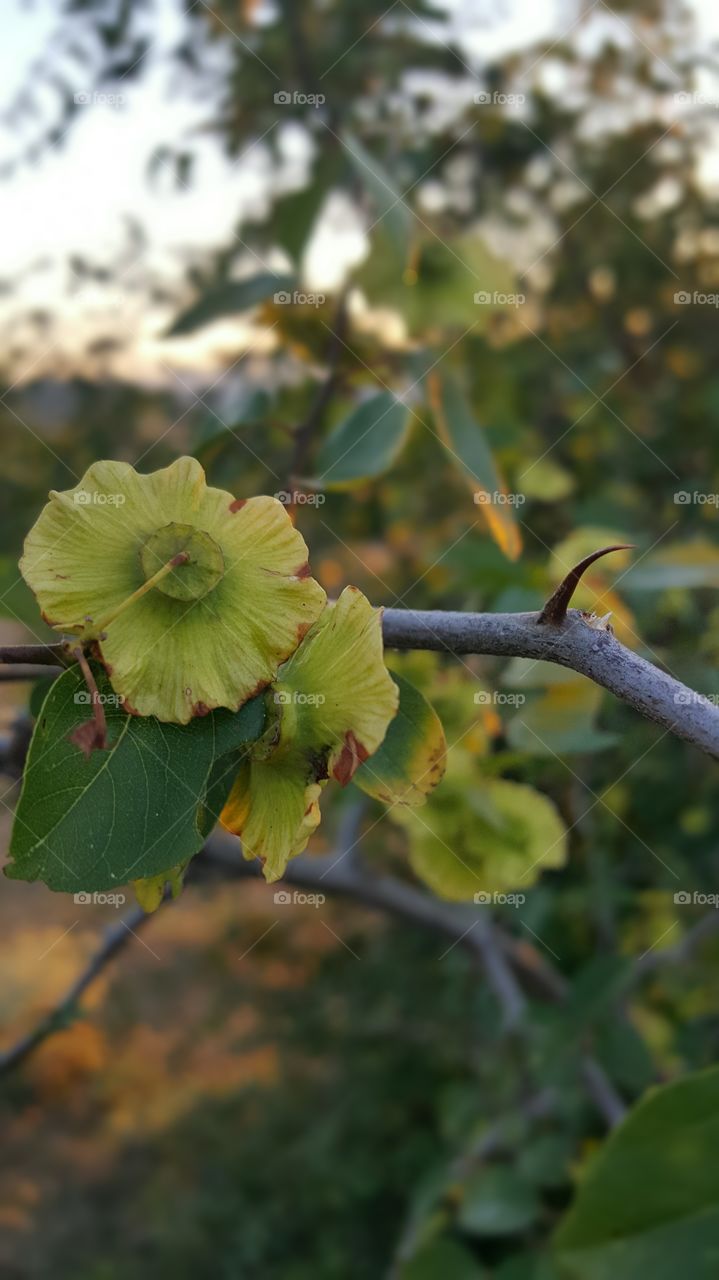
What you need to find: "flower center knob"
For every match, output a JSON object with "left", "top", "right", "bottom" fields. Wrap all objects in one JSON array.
[{"left": 140, "top": 523, "right": 225, "bottom": 602}]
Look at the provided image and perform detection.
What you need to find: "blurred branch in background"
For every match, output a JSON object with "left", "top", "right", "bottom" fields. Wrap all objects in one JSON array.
[{"left": 0, "top": 826, "right": 629, "bottom": 1133}]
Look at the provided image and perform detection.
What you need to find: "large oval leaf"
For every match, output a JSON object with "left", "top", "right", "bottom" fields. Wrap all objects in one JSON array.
[
  {"left": 308, "top": 392, "right": 412, "bottom": 489},
  {"left": 554, "top": 1066, "right": 719, "bottom": 1280},
  {"left": 7, "top": 666, "right": 265, "bottom": 893},
  {"left": 167, "top": 272, "right": 295, "bottom": 337}
]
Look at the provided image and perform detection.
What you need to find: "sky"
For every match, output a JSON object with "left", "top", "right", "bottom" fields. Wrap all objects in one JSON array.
[{"left": 0, "top": 0, "right": 718, "bottom": 383}]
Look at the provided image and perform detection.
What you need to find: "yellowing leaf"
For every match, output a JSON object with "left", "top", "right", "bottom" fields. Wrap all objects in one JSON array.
[
  {"left": 354, "top": 673, "right": 446, "bottom": 806},
  {"left": 392, "top": 748, "right": 568, "bottom": 901},
  {"left": 428, "top": 371, "right": 522, "bottom": 561}
]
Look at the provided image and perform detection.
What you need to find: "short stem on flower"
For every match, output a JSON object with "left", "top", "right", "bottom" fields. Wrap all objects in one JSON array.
[
  {"left": 71, "top": 644, "right": 107, "bottom": 750},
  {"left": 93, "top": 552, "right": 189, "bottom": 634}
]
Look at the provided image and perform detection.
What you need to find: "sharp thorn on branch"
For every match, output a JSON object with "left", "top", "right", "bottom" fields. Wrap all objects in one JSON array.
[{"left": 537, "top": 545, "right": 635, "bottom": 626}]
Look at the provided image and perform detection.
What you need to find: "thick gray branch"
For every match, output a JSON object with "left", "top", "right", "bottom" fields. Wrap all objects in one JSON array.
[
  {"left": 382, "top": 608, "right": 719, "bottom": 761},
  {"left": 3, "top": 607, "right": 719, "bottom": 759}
]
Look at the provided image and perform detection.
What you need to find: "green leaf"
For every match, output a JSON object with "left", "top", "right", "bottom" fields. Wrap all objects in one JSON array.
[
  {"left": 518, "top": 1135, "right": 572, "bottom": 1190},
  {"left": 7, "top": 666, "right": 265, "bottom": 893},
  {"left": 554, "top": 1066, "right": 719, "bottom": 1279},
  {"left": 458, "top": 1168, "right": 541, "bottom": 1237},
  {"left": 400, "top": 1238, "right": 488, "bottom": 1279},
  {"left": 0, "top": 554, "right": 55, "bottom": 634},
  {"left": 395, "top": 754, "right": 568, "bottom": 901},
  {"left": 356, "top": 231, "right": 516, "bottom": 334},
  {"left": 354, "top": 673, "right": 446, "bottom": 806},
  {"left": 167, "top": 273, "right": 295, "bottom": 336},
  {"left": 623, "top": 539, "right": 719, "bottom": 591},
  {"left": 307, "top": 392, "right": 412, "bottom": 489},
  {"left": 497, "top": 1258, "right": 563, "bottom": 1280},
  {"left": 342, "top": 130, "right": 412, "bottom": 258},
  {"left": 520, "top": 458, "right": 575, "bottom": 502},
  {"left": 506, "top": 680, "right": 618, "bottom": 757},
  {"left": 428, "top": 371, "right": 522, "bottom": 561},
  {"left": 272, "top": 150, "right": 341, "bottom": 263}
]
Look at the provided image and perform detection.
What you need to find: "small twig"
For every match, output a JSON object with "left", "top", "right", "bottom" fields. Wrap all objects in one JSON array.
[
  {"left": 537, "top": 545, "right": 634, "bottom": 625},
  {"left": 0, "top": 902, "right": 150, "bottom": 1074},
  {"left": 0, "top": 644, "right": 69, "bottom": 666},
  {"left": 579, "top": 1057, "right": 627, "bottom": 1128},
  {"left": 0, "top": 666, "right": 63, "bottom": 682}
]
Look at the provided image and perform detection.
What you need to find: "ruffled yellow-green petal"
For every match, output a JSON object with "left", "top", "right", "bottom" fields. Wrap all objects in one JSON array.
[
  {"left": 394, "top": 750, "right": 568, "bottom": 901},
  {"left": 20, "top": 457, "right": 326, "bottom": 723},
  {"left": 133, "top": 861, "right": 188, "bottom": 913},
  {"left": 220, "top": 756, "right": 324, "bottom": 882},
  {"left": 277, "top": 586, "right": 399, "bottom": 785},
  {"left": 354, "top": 673, "right": 446, "bottom": 806}
]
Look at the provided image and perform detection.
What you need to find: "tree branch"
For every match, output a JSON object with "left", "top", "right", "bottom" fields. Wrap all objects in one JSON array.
[
  {"left": 0, "top": 644, "right": 67, "bottom": 667},
  {"left": 381, "top": 608, "right": 719, "bottom": 761},
  {"left": 3, "top": 603, "right": 719, "bottom": 758}
]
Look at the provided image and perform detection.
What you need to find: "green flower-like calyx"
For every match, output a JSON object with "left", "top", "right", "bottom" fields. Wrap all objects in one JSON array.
[
  {"left": 250, "top": 686, "right": 297, "bottom": 762},
  {"left": 139, "top": 522, "right": 225, "bottom": 603},
  {"left": 19, "top": 458, "right": 327, "bottom": 723}
]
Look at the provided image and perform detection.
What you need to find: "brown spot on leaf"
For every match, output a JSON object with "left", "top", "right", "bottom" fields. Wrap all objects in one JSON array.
[
  {"left": 295, "top": 562, "right": 312, "bottom": 579},
  {"left": 192, "top": 701, "right": 211, "bottom": 717},
  {"left": 296, "top": 620, "right": 312, "bottom": 646},
  {"left": 68, "top": 719, "right": 108, "bottom": 759},
  {"left": 244, "top": 676, "right": 270, "bottom": 704},
  {"left": 229, "top": 498, "right": 247, "bottom": 513},
  {"left": 332, "top": 731, "right": 370, "bottom": 786}
]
